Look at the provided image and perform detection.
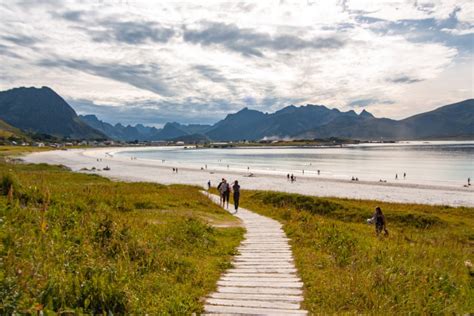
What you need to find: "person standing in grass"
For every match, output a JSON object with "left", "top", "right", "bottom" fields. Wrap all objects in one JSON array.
[
  {"left": 232, "top": 180, "right": 240, "bottom": 213},
  {"left": 372, "top": 206, "right": 389, "bottom": 236}
]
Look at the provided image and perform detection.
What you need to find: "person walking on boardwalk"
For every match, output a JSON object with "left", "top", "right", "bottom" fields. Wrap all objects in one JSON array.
[
  {"left": 370, "top": 206, "right": 389, "bottom": 236},
  {"left": 222, "top": 179, "right": 231, "bottom": 208},
  {"left": 218, "top": 179, "right": 230, "bottom": 208},
  {"left": 217, "top": 178, "right": 225, "bottom": 206},
  {"left": 232, "top": 180, "right": 240, "bottom": 213}
]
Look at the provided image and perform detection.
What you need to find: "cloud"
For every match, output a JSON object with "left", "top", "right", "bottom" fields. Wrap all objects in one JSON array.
[
  {"left": 37, "top": 58, "right": 173, "bottom": 96},
  {"left": 69, "top": 97, "right": 232, "bottom": 126},
  {"left": 60, "top": 10, "right": 83, "bottom": 22},
  {"left": 356, "top": 9, "right": 474, "bottom": 53},
  {"left": 348, "top": 98, "right": 395, "bottom": 107},
  {"left": 0, "top": 0, "right": 472, "bottom": 123},
  {"left": 91, "top": 21, "right": 175, "bottom": 45},
  {"left": 388, "top": 76, "right": 423, "bottom": 84},
  {"left": 0, "top": 44, "right": 22, "bottom": 59},
  {"left": 183, "top": 22, "right": 345, "bottom": 57},
  {"left": 193, "top": 65, "right": 227, "bottom": 83},
  {"left": 1, "top": 34, "right": 38, "bottom": 46}
]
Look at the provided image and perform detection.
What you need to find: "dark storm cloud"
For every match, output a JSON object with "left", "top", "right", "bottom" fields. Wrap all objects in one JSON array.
[
  {"left": 38, "top": 58, "right": 173, "bottom": 96},
  {"left": 92, "top": 21, "right": 175, "bottom": 44},
  {"left": 388, "top": 76, "right": 423, "bottom": 84},
  {"left": 348, "top": 98, "right": 395, "bottom": 107},
  {"left": 183, "top": 22, "right": 345, "bottom": 57}
]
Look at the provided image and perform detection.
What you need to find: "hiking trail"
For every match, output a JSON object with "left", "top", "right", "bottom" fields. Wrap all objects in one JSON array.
[{"left": 203, "top": 193, "right": 308, "bottom": 315}]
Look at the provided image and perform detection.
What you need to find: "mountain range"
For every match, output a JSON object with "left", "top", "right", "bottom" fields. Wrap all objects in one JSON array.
[
  {"left": 0, "top": 86, "right": 472, "bottom": 141},
  {"left": 79, "top": 115, "right": 212, "bottom": 141}
]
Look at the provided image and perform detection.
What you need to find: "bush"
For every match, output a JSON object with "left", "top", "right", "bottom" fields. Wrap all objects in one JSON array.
[
  {"left": 0, "top": 173, "right": 20, "bottom": 196},
  {"left": 389, "top": 213, "right": 444, "bottom": 229},
  {"left": 255, "top": 192, "right": 344, "bottom": 216}
]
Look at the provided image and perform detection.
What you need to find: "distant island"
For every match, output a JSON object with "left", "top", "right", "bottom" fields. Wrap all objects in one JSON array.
[{"left": 0, "top": 86, "right": 473, "bottom": 143}]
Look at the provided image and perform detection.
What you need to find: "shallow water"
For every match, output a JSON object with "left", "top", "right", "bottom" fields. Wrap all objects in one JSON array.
[{"left": 116, "top": 141, "right": 474, "bottom": 186}]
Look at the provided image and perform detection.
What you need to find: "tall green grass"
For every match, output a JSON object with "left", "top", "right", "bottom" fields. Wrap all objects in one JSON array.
[
  {"left": 0, "top": 154, "right": 243, "bottom": 314},
  {"left": 242, "top": 191, "right": 474, "bottom": 314}
]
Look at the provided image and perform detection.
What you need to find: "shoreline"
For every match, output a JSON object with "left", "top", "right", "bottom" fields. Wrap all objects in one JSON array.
[{"left": 22, "top": 147, "right": 474, "bottom": 207}]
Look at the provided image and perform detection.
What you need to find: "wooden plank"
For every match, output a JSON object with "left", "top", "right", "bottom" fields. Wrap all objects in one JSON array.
[
  {"left": 205, "top": 298, "right": 300, "bottom": 310},
  {"left": 217, "top": 286, "right": 302, "bottom": 295},
  {"left": 209, "top": 292, "right": 304, "bottom": 302},
  {"left": 204, "top": 305, "right": 308, "bottom": 315},
  {"left": 217, "top": 280, "right": 303, "bottom": 288}
]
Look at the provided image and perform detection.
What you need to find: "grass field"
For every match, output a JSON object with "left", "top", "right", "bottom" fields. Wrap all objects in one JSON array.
[
  {"left": 238, "top": 190, "right": 474, "bottom": 314},
  {"left": 0, "top": 147, "right": 243, "bottom": 314},
  {"left": 2, "top": 147, "right": 473, "bottom": 314}
]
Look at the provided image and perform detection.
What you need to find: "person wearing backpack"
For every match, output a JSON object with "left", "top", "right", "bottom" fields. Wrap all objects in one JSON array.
[
  {"left": 217, "top": 178, "right": 225, "bottom": 206},
  {"left": 218, "top": 179, "right": 230, "bottom": 208}
]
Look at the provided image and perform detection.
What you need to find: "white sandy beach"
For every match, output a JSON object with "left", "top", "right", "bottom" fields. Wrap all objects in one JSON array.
[{"left": 22, "top": 147, "right": 473, "bottom": 207}]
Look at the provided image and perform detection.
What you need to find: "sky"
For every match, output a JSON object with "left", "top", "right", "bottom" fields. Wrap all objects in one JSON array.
[{"left": 0, "top": 0, "right": 473, "bottom": 126}]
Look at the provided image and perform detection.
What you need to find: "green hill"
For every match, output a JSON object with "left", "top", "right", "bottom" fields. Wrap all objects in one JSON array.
[{"left": 0, "top": 118, "right": 30, "bottom": 142}]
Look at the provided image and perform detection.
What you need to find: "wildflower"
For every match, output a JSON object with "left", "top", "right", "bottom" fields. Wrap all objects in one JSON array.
[{"left": 465, "top": 260, "right": 473, "bottom": 268}]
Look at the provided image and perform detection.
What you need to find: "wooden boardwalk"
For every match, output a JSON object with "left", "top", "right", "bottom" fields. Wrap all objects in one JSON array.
[{"left": 204, "top": 194, "right": 307, "bottom": 315}]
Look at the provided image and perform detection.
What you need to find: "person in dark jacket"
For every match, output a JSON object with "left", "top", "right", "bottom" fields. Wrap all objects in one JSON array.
[
  {"left": 232, "top": 180, "right": 240, "bottom": 213},
  {"left": 371, "top": 206, "right": 389, "bottom": 236}
]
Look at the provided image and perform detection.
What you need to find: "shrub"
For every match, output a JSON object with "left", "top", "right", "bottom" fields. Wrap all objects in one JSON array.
[{"left": 0, "top": 173, "right": 20, "bottom": 196}]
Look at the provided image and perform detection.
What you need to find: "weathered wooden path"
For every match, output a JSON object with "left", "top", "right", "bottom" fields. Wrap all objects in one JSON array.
[{"left": 204, "top": 194, "right": 307, "bottom": 315}]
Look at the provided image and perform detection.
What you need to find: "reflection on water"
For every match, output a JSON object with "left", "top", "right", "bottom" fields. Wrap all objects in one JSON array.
[{"left": 116, "top": 141, "right": 474, "bottom": 185}]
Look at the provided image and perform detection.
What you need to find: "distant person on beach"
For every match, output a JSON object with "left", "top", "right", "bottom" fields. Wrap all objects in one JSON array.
[
  {"left": 404, "top": 172, "right": 406, "bottom": 179},
  {"left": 468, "top": 177, "right": 471, "bottom": 186},
  {"left": 207, "top": 180, "right": 211, "bottom": 191},
  {"left": 172, "top": 168, "right": 175, "bottom": 173},
  {"left": 233, "top": 180, "right": 240, "bottom": 213},
  {"left": 369, "top": 206, "right": 389, "bottom": 236},
  {"left": 317, "top": 170, "right": 320, "bottom": 175},
  {"left": 395, "top": 174, "right": 398, "bottom": 180},
  {"left": 287, "top": 174, "right": 290, "bottom": 181}
]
